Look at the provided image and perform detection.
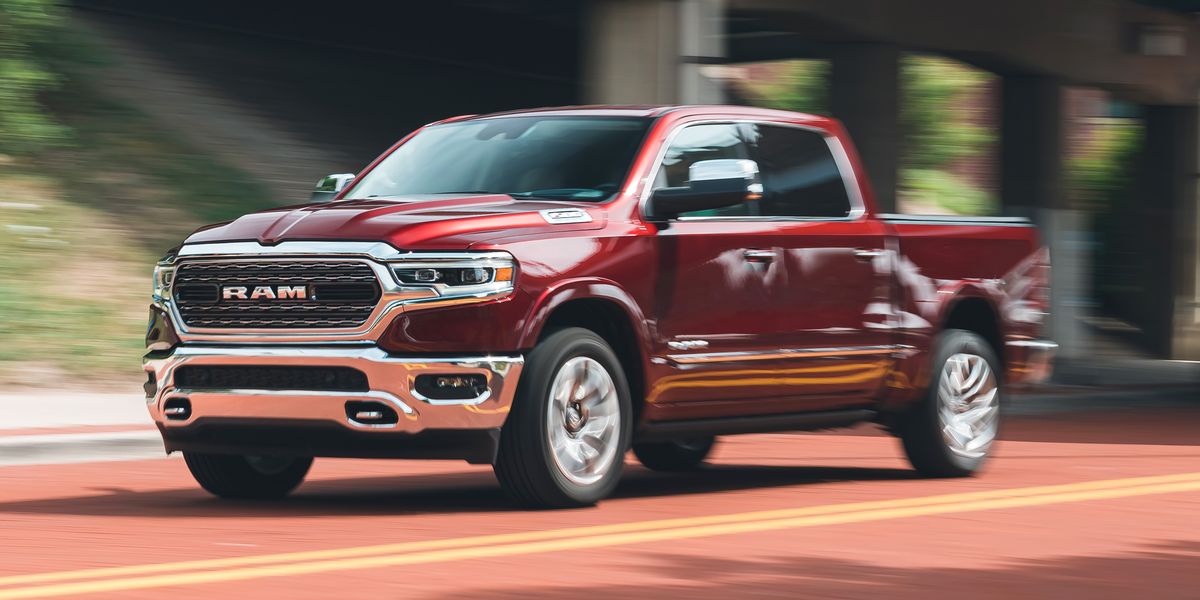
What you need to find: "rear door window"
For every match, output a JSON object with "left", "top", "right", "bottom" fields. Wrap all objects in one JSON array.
[{"left": 748, "top": 124, "right": 852, "bottom": 218}]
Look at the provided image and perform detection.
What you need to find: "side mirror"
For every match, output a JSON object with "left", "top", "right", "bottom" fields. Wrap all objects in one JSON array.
[
  {"left": 311, "top": 173, "right": 356, "bottom": 202},
  {"left": 646, "top": 159, "right": 762, "bottom": 220}
]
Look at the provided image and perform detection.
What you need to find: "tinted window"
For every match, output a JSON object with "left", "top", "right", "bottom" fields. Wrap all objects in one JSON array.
[
  {"left": 750, "top": 125, "right": 852, "bottom": 218},
  {"left": 345, "top": 117, "right": 650, "bottom": 202},
  {"left": 653, "top": 123, "right": 752, "bottom": 218}
]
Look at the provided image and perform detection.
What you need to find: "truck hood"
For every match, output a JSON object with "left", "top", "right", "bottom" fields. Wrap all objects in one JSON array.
[{"left": 184, "top": 194, "right": 607, "bottom": 249}]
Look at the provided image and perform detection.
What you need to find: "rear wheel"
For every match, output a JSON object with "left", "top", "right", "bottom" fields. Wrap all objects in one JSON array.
[
  {"left": 899, "top": 329, "right": 1001, "bottom": 477},
  {"left": 633, "top": 437, "right": 715, "bottom": 472},
  {"left": 494, "top": 327, "right": 632, "bottom": 508},
  {"left": 184, "top": 453, "right": 312, "bottom": 499}
]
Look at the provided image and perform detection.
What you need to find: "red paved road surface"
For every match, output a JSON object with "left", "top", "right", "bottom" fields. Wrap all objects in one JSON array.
[{"left": 0, "top": 406, "right": 1197, "bottom": 599}]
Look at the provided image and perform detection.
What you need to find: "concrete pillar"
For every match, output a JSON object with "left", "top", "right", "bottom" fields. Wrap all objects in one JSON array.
[
  {"left": 1000, "top": 76, "right": 1065, "bottom": 213},
  {"left": 830, "top": 43, "right": 900, "bottom": 214},
  {"left": 1139, "top": 104, "right": 1200, "bottom": 358},
  {"left": 999, "top": 75, "right": 1089, "bottom": 359},
  {"left": 1182, "top": 97, "right": 1200, "bottom": 360},
  {"left": 584, "top": 0, "right": 725, "bottom": 105}
]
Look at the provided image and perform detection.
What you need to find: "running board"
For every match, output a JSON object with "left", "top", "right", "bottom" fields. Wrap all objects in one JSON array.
[{"left": 636, "top": 409, "right": 875, "bottom": 441}]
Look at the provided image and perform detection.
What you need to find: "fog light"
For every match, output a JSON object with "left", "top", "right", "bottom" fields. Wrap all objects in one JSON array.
[{"left": 414, "top": 374, "right": 488, "bottom": 401}]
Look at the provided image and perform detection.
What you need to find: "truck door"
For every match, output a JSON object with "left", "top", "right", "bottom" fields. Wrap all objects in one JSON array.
[
  {"left": 647, "top": 121, "right": 895, "bottom": 419},
  {"left": 743, "top": 122, "right": 895, "bottom": 409},
  {"left": 647, "top": 122, "right": 810, "bottom": 418}
]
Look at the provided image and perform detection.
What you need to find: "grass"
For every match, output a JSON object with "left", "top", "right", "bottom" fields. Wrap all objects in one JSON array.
[{"left": 0, "top": 21, "right": 276, "bottom": 388}]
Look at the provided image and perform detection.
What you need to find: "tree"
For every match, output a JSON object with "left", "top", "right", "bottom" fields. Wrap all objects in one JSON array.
[{"left": 0, "top": 0, "right": 69, "bottom": 155}]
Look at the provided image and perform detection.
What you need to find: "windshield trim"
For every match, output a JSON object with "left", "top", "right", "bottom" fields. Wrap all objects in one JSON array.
[{"left": 340, "top": 115, "right": 655, "bottom": 204}]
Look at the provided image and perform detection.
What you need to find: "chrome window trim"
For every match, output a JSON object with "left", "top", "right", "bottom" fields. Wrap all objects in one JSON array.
[
  {"left": 157, "top": 242, "right": 516, "bottom": 344},
  {"left": 637, "top": 119, "right": 867, "bottom": 224}
]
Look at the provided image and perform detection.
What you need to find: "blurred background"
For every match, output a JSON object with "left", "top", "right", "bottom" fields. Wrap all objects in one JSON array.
[{"left": 1, "top": 0, "right": 1199, "bottom": 390}]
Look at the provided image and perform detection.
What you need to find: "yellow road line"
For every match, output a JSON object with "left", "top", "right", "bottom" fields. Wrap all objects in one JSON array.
[
  {"left": 2, "top": 471, "right": 1196, "bottom": 589},
  {"left": 0, "top": 472, "right": 1198, "bottom": 599}
]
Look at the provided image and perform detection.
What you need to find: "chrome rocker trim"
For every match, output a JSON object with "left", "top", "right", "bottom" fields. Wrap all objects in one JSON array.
[{"left": 144, "top": 345, "right": 524, "bottom": 436}]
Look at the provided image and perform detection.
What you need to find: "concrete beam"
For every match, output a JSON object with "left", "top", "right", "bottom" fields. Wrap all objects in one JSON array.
[{"left": 728, "top": 0, "right": 1200, "bottom": 106}]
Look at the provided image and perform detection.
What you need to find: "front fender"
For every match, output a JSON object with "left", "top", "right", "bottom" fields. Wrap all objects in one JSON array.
[{"left": 519, "top": 278, "right": 652, "bottom": 351}]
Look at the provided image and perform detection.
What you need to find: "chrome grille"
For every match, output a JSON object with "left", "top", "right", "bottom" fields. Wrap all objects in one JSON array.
[{"left": 172, "top": 261, "right": 381, "bottom": 329}]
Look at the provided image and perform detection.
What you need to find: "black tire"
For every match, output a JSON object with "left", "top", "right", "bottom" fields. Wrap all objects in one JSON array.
[
  {"left": 494, "top": 327, "right": 632, "bottom": 508},
  {"left": 899, "top": 329, "right": 1002, "bottom": 478},
  {"left": 633, "top": 437, "right": 716, "bottom": 472},
  {"left": 183, "top": 453, "right": 313, "bottom": 499}
]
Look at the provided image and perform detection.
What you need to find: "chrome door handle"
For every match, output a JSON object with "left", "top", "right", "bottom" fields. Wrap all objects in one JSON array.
[
  {"left": 743, "top": 249, "right": 776, "bottom": 263},
  {"left": 854, "top": 248, "right": 885, "bottom": 261}
]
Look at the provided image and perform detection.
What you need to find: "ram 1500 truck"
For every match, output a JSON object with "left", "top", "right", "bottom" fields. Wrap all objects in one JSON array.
[{"left": 145, "top": 105, "right": 1055, "bottom": 507}]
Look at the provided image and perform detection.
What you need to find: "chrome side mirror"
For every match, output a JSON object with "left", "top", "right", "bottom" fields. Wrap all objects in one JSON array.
[
  {"left": 646, "top": 159, "right": 762, "bottom": 220},
  {"left": 311, "top": 173, "right": 355, "bottom": 202}
]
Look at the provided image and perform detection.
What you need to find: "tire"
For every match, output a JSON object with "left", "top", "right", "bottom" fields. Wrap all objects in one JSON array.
[
  {"left": 183, "top": 453, "right": 313, "bottom": 499},
  {"left": 899, "top": 329, "right": 1002, "bottom": 477},
  {"left": 633, "top": 437, "right": 716, "bottom": 472},
  {"left": 494, "top": 327, "right": 632, "bottom": 508}
]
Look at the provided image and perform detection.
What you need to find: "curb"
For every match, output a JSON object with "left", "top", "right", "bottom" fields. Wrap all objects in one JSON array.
[
  {"left": 1008, "top": 384, "right": 1199, "bottom": 415},
  {"left": 0, "top": 430, "right": 166, "bottom": 467}
]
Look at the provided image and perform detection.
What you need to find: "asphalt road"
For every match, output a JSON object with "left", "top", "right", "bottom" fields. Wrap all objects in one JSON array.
[{"left": 0, "top": 400, "right": 1197, "bottom": 599}]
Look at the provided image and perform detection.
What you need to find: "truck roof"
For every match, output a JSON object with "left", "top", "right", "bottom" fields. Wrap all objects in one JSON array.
[{"left": 447, "top": 104, "right": 835, "bottom": 126}]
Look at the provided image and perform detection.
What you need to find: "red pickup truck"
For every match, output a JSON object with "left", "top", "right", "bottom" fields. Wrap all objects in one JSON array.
[{"left": 145, "top": 105, "right": 1055, "bottom": 507}]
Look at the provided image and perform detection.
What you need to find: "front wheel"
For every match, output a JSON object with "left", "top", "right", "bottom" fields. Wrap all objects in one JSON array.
[
  {"left": 494, "top": 327, "right": 632, "bottom": 508},
  {"left": 899, "top": 329, "right": 1002, "bottom": 477},
  {"left": 184, "top": 453, "right": 313, "bottom": 499}
]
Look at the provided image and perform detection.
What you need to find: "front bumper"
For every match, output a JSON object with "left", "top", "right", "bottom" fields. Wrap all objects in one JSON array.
[{"left": 143, "top": 345, "right": 523, "bottom": 463}]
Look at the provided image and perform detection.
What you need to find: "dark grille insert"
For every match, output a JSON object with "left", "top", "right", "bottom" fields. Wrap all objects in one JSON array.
[
  {"left": 174, "top": 365, "right": 369, "bottom": 392},
  {"left": 172, "top": 261, "right": 381, "bottom": 329}
]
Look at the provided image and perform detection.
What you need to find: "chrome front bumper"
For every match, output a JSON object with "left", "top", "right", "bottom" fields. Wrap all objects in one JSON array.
[{"left": 143, "top": 345, "right": 523, "bottom": 461}]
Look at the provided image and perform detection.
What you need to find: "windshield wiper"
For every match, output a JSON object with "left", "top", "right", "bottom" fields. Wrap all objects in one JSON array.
[{"left": 510, "top": 188, "right": 608, "bottom": 201}]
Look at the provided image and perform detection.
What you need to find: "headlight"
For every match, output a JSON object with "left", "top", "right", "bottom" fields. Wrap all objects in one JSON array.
[
  {"left": 152, "top": 250, "right": 178, "bottom": 301},
  {"left": 388, "top": 253, "right": 515, "bottom": 300}
]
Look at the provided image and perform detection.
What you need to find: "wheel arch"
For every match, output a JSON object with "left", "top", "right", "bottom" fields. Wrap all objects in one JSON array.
[
  {"left": 939, "top": 289, "right": 1005, "bottom": 371},
  {"left": 521, "top": 280, "right": 652, "bottom": 423}
]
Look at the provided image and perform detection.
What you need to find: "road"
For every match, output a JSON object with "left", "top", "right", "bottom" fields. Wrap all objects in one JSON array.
[{"left": 0, "top": 399, "right": 1197, "bottom": 599}]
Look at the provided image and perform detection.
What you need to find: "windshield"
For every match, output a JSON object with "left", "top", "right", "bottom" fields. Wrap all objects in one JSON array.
[{"left": 344, "top": 116, "right": 651, "bottom": 202}]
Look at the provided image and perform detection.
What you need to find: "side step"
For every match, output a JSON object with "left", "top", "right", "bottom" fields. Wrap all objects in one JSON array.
[{"left": 636, "top": 409, "right": 875, "bottom": 442}]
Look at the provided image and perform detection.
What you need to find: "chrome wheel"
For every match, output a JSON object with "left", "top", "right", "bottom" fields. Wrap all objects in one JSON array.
[
  {"left": 937, "top": 353, "right": 999, "bottom": 459},
  {"left": 546, "top": 356, "right": 621, "bottom": 486}
]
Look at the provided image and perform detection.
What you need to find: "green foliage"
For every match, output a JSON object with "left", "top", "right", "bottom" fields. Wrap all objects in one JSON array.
[
  {"left": 900, "top": 55, "right": 993, "bottom": 171},
  {"left": 900, "top": 168, "right": 995, "bottom": 215},
  {"left": 0, "top": 0, "right": 71, "bottom": 154},
  {"left": 739, "top": 60, "right": 829, "bottom": 115},
  {"left": 0, "top": 10, "right": 275, "bottom": 384},
  {"left": 1068, "top": 119, "right": 1142, "bottom": 211}
]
